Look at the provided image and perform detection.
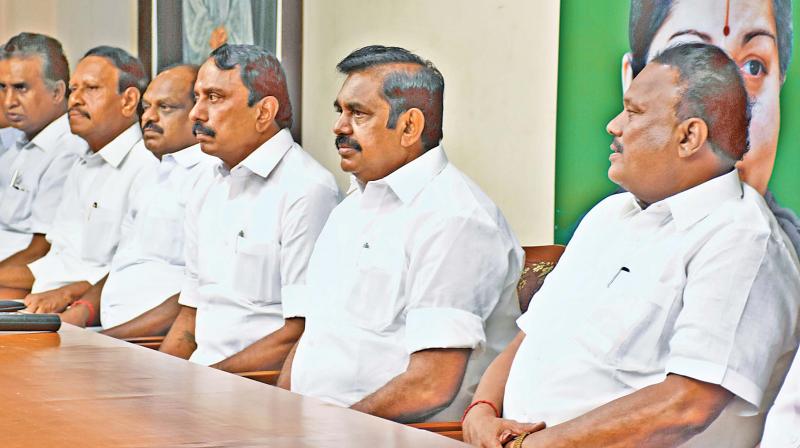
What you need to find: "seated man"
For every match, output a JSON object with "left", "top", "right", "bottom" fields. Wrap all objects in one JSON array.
[
  {"left": 159, "top": 44, "right": 338, "bottom": 372},
  {"left": 760, "top": 348, "right": 800, "bottom": 447},
  {"left": 0, "top": 33, "right": 85, "bottom": 283},
  {"left": 279, "top": 45, "right": 523, "bottom": 423},
  {"left": 463, "top": 43, "right": 800, "bottom": 448},
  {"left": 60, "top": 64, "right": 216, "bottom": 337},
  {"left": 0, "top": 46, "right": 157, "bottom": 311},
  {"left": 0, "top": 88, "right": 22, "bottom": 151}
]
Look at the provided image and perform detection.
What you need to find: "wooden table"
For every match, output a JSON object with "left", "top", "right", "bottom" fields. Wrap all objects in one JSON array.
[{"left": 0, "top": 324, "right": 467, "bottom": 447}]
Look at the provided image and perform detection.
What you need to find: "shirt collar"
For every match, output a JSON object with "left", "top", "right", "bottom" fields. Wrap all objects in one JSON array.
[
  {"left": 661, "top": 169, "right": 744, "bottom": 230},
  {"left": 224, "top": 128, "right": 294, "bottom": 178},
  {"left": 28, "top": 113, "right": 73, "bottom": 152},
  {"left": 91, "top": 124, "right": 143, "bottom": 168},
  {"left": 162, "top": 143, "right": 206, "bottom": 169},
  {"left": 357, "top": 145, "right": 448, "bottom": 204}
]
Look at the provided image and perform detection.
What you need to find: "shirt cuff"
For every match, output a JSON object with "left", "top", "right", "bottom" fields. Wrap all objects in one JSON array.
[
  {"left": 281, "top": 284, "right": 309, "bottom": 319},
  {"left": 666, "top": 356, "right": 763, "bottom": 415},
  {"left": 405, "top": 307, "right": 486, "bottom": 354},
  {"left": 178, "top": 276, "right": 200, "bottom": 308}
]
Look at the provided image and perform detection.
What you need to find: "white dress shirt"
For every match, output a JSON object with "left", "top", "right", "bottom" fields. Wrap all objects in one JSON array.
[
  {"left": 503, "top": 170, "right": 800, "bottom": 447},
  {"left": 761, "top": 346, "right": 800, "bottom": 448},
  {"left": 0, "top": 115, "right": 85, "bottom": 260},
  {"left": 179, "top": 129, "right": 338, "bottom": 366},
  {"left": 290, "top": 146, "right": 524, "bottom": 422},
  {"left": 0, "top": 126, "right": 23, "bottom": 151},
  {"left": 100, "top": 144, "right": 217, "bottom": 329},
  {"left": 28, "top": 124, "right": 157, "bottom": 293}
]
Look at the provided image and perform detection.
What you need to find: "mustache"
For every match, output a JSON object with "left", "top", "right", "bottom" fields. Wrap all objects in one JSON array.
[
  {"left": 68, "top": 107, "right": 90, "bottom": 119},
  {"left": 611, "top": 139, "right": 624, "bottom": 153},
  {"left": 192, "top": 122, "right": 216, "bottom": 138},
  {"left": 335, "top": 135, "right": 362, "bottom": 151},
  {"left": 142, "top": 121, "right": 164, "bottom": 134}
]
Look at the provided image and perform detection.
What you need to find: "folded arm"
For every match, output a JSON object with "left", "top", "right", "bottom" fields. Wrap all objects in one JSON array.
[
  {"left": 159, "top": 304, "right": 197, "bottom": 359},
  {"left": 0, "top": 233, "right": 50, "bottom": 268},
  {"left": 211, "top": 317, "right": 305, "bottom": 373},
  {"left": 101, "top": 293, "right": 181, "bottom": 339}
]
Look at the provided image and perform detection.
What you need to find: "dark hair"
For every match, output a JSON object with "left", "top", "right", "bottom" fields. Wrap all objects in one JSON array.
[
  {"left": 159, "top": 63, "right": 200, "bottom": 103},
  {"left": 210, "top": 44, "right": 292, "bottom": 129},
  {"left": 337, "top": 45, "right": 444, "bottom": 152},
  {"left": 629, "top": 0, "right": 793, "bottom": 77},
  {"left": 83, "top": 46, "right": 149, "bottom": 94},
  {"left": 653, "top": 42, "right": 751, "bottom": 162},
  {"left": 2, "top": 32, "right": 69, "bottom": 88}
]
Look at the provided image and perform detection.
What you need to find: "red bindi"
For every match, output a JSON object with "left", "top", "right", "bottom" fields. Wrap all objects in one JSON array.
[{"left": 723, "top": 0, "right": 731, "bottom": 36}]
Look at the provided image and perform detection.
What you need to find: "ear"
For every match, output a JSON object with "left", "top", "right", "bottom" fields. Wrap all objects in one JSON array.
[
  {"left": 120, "top": 86, "right": 141, "bottom": 118},
  {"left": 51, "top": 80, "right": 67, "bottom": 104},
  {"left": 621, "top": 52, "right": 634, "bottom": 94},
  {"left": 399, "top": 108, "right": 425, "bottom": 149},
  {"left": 677, "top": 117, "right": 708, "bottom": 158},
  {"left": 254, "top": 96, "right": 279, "bottom": 133}
]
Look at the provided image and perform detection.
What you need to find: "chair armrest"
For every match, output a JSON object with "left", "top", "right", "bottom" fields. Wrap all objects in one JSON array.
[
  {"left": 237, "top": 370, "right": 281, "bottom": 386},
  {"left": 408, "top": 422, "right": 463, "bottom": 441},
  {"left": 123, "top": 336, "right": 164, "bottom": 350}
]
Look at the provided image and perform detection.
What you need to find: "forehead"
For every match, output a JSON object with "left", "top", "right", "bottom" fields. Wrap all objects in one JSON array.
[
  {"left": 336, "top": 69, "right": 387, "bottom": 106},
  {"left": 195, "top": 58, "right": 244, "bottom": 91},
  {"left": 626, "top": 63, "right": 682, "bottom": 107},
  {"left": 648, "top": 0, "right": 776, "bottom": 59},
  {"left": 72, "top": 56, "right": 118, "bottom": 84},
  {"left": 144, "top": 69, "right": 193, "bottom": 101},
  {"left": 0, "top": 55, "right": 44, "bottom": 78}
]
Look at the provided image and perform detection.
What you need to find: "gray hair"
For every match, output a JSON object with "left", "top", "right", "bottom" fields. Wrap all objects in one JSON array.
[
  {"left": 210, "top": 44, "right": 292, "bottom": 129},
  {"left": 653, "top": 42, "right": 751, "bottom": 163},
  {"left": 83, "top": 46, "right": 149, "bottom": 94},
  {"left": 337, "top": 45, "right": 444, "bottom": 152},
  {"left": 1, "top": 32, "right": 69, "bottom": 88},
  {"left": 629, "top": 0, "right": 793, "bottom": 77}
]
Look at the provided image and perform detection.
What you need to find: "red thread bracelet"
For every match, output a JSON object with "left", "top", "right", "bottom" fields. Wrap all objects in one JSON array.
[
  {"left": 462, "top": 400, "right": 500, "bottom": 422},
  {"left": 71, "top": 299, "right": 96, "bottom": 327}
]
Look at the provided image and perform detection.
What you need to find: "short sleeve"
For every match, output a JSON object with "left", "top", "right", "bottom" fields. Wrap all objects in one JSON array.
[
  {"left": 404, "top": 213, "right": 519, "bottom": 354},
  {"left": 177, "top": 173, "right": 212, "bottom": 309},
  {"left": 278, "top": 183, "right": 338, "bottom": 318},
  {"left": 29, "top": 151, "right": 79, "bottom": 235},
  {"left": 666, "top": 227, "right": 800, "bottom": 412}
]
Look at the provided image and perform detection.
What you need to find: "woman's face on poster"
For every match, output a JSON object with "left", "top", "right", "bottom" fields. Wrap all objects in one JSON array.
[{"left": 643, "top": 0, "right": 783, "bottom": 194}]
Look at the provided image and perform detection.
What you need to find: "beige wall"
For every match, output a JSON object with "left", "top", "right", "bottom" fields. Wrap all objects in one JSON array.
[
  {"left": 0, "top": 0, "right": 137, "bottom": 71},
  {"left": 302, "top": 0, "right": 560, "bottom": 245}
]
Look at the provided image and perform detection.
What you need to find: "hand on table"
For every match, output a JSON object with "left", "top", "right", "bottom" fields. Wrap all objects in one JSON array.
[
  {"left": 24, "top": 288, "right": 75, "bottom": 314},
  {"left": 463, "top": 405, "right": 545, "bottom": 448}
]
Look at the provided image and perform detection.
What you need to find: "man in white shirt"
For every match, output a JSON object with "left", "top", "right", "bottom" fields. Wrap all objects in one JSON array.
[
  {"left": 279, "top": 45, "right": 523, "bottom": 423},
  {"left": 463, "top": 43, "right": 800, "bottom": 448},
  {"left": 159, "top": 44, "right": 338, "bottom": 373},
  {"left": 59, "top": 64, "right": 216, "bottom": 337},
  {"left": 0, "top": 46, "right": 157, "bottom": 312},
  {"left": 0, "top": 33, "right": 86, "bottom": 299}
]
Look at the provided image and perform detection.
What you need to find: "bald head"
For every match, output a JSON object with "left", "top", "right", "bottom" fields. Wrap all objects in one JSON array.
[{"left": 141, "top": 64, "right": 199, "bottom": 158}]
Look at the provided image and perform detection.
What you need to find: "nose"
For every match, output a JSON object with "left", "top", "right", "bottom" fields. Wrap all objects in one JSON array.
[
  {"left": 68, "top": 87, "right": 84, "bottom": 109},
  {"left": 141, "top": 104, "right": 158, "bottom": 128},
  {"left": 332, "top": 112, "right": 350, "bottom": 136},
  {"left": 189, "top": 99, "right": 205, "bottom": 123},
  {"left": 4, "top": 88, "right": 19, "bottom": 109},
  {"left": 606, "top": 110, "right": 624, "bottom": 137}
]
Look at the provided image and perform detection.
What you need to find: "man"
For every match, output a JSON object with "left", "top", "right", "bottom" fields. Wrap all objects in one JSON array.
[
  {"left": 279, "top": 45, "right": 523, "bottom": 423},
  {"left": 159, "top": 44, "right": 338, "bottom": 372},
  {"left": 463, "top": 43, "right": 800, "bottom": 448},
  {"left": 0, "top": 100, "right": 23, "bottom": 152},
  {"left": 0, "top": 46, "right": 156, "bottom": 312},
  {"left": 0, "top": 33, "right": 85, "bottom": 278},
  {"left": 625, "top": 0, "right": 800, "bottom": 251},
  {"left": 60, "top": 65, "right": 216, "bottom": 337}
]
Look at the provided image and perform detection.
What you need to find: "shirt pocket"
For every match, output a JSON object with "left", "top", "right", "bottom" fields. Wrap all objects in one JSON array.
[
  {"left": 232, "top": 236, "right": 280, "bottom": 307},
  {"left": 579, "top": 275, "right": 678, "bottom": 373},
  {"left": 138, "top": 213, "right": 184, "bottom": 264},
  {"left": 344, "top": 245, "right": 404, "bottom": 331},
  {"left": 0, "top": 185, "right": 32, "bottom": 225},
  {"left": 81, "top": 207, "right": 122, "bottom": 264}
]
